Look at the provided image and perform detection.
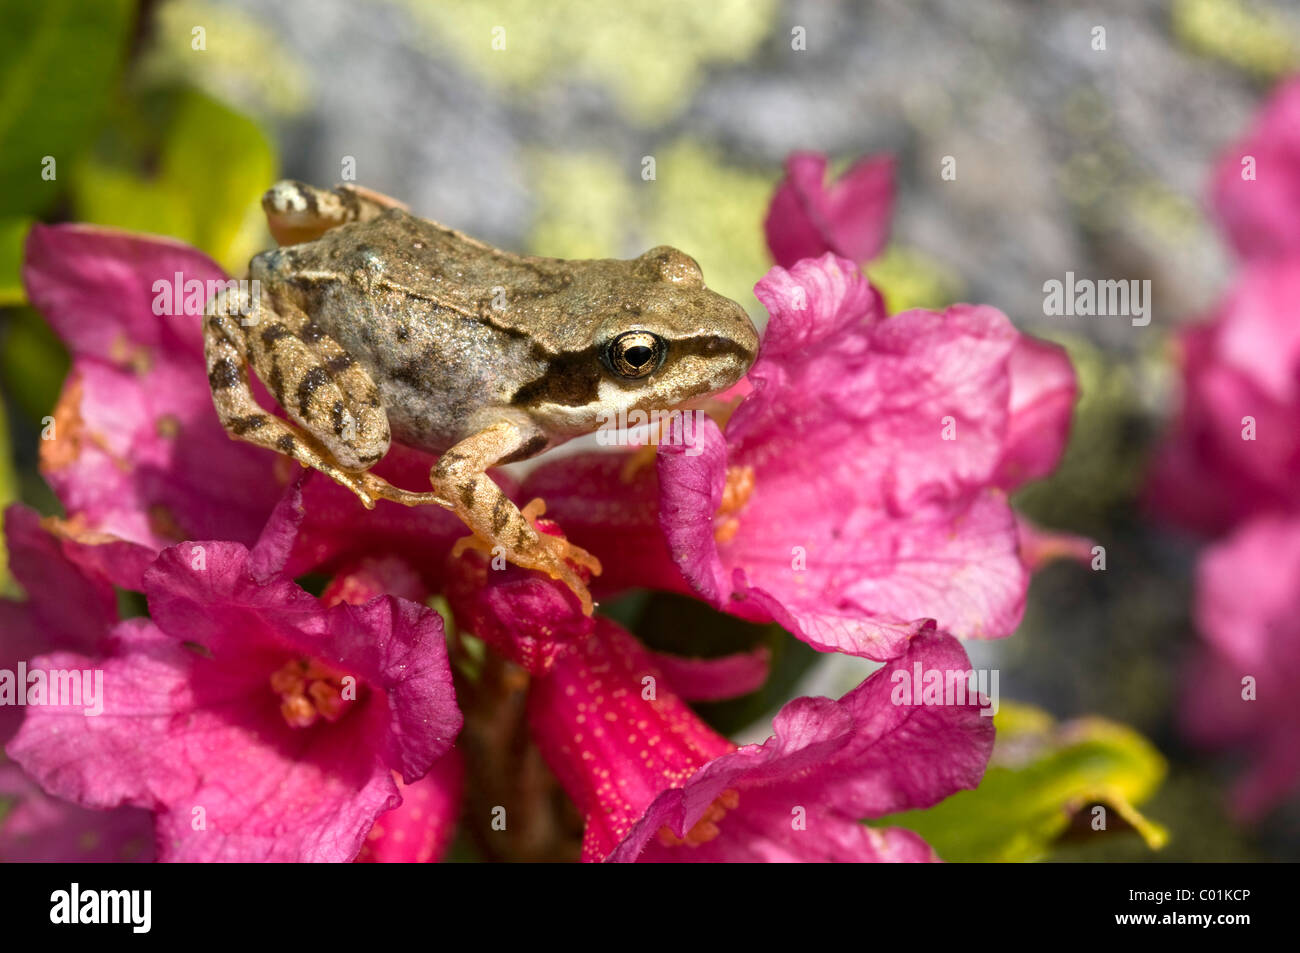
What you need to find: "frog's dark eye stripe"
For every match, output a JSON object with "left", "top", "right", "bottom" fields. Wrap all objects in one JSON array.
[{"left": 605, "top": 330, "right": 665, "bottom": 380}]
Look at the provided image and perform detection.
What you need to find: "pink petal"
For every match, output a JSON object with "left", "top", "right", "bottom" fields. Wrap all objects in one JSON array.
[
  {"left": 994, "top": 336, "right": 1077, "bottom": 491},
  {"left": 1015, "top": 514, "right": 1096, "bottom": 573},
  {"left": 743, "top": 257, "right": 1016, "bottom": 510},
  {"left": 1209, "top": 77, "right": 1300, "bottom": 262},
  {"left": 286, "top": 446, "right": 481, "bottom": 588},
  {"left": 534, "top": 257, "right": 1029, "bottom": 658},
  {"left": 1182, "top": 513, "right": 1300, "bottom": 820},
  {"left": 444, "top": 535, "right": 593, "bottom": 676},
  {"left": 764, "top": 152, "right": 895, "bottom": 267},
  {"left": 1147, "top": 275, "right": 1300, "bottom": 535},
  {"left": 650, "top": 646, "right": 771, "bottom": 702},
  {"left": 1, "top": 505, "right": 118, "bottom": 743},
  {"left": 527, "top": 620, "right": 734, "bottom": 862},
  {"left": 610, "top": 628, "right": 992, "bottom": 862},
  {"left": 0, "top": 762, "right": 155, "bottom": 863},
  {"left": 521, "top": 449, "right": 690, "bottom": 598},
  {"left": 356, "top": 752, "right": 465, "bottom": 863},
  {"left": 25, "top": 225, "right": 283, "bottom": 564},
  {"left": 9, "top": 525, "right": 462, "bottom": 861},
  {"left": 2, "top": 504, "right": 116, "bottom": 655}
]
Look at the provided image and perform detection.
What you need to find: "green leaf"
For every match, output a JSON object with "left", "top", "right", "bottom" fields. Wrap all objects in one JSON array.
[
  {"left": 0, "top": 217, "right": 32, "bottom": 306},
  {"left": 877, "top": 702, "right": 1168, "bottom": 862},
  {"left": 0, "top": 0, "right": 134, "bottom": 217},
  {"left": 0, "top": 307, "right": 69, "bottom": 425},
  {"left": 72, "top": 87, "right": 276, "bottom": 273}
]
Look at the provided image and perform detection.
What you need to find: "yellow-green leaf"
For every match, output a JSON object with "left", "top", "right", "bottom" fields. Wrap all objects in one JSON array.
[
  {"left": 0, "top": 307, "right": 69, "bottom": 426},
  {"left": 0, "top": 0, "right": 133, "bottom": 217},
  {"left": 877, "top": 702, "right": 1168, "bottom": 862},
  {"left": 0, "top": 217, "right": 31, "bottom": 306},
  {"left": 73, "top": 88, "right": 275, "bottom": 273}
]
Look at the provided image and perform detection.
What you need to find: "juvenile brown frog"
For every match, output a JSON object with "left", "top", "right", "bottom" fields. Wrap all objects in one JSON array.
[{"left": 204, "top": 181, "right": 759, "bottom": 612}]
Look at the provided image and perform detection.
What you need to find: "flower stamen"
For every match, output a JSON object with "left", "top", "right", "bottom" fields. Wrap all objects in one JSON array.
[
  {"left": 714, "top": 466, "right": 756, "bottom": 543},
  {"left": 657, "top": 789, "right": 740, "bottom": 847},
  {"left": 271, "top": 658, "right": 355, "bottom": 728}
]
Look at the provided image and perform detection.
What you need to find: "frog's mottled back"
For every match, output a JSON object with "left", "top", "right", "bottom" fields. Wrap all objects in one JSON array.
[{"left": 250, "top": 206, "right": 757, "bottom": 452}]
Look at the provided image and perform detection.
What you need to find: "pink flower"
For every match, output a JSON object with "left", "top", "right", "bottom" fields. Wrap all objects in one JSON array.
[
  {"left": 24, "top": 225, "right": 282, "bottom": 584},
  {"left": 0, "top": 506, "right": 156, "bottom": 861},
  {"left": 317, "top": 551, "right": 467, "bottom": 863},
  {"left": 355, "top": 752, "right": 465, "bottom": 863},
  {"left": 1182, "top": 513, "right": 1300, "bottom": 820},
  {"left": 0, "top": 763, "right": 155, "bottom": 862},
  {"left": 764, "top": 152, "right": 895, "bottom": 267},
  {"left": 529, "top": 619, "right": 993, "bottom": 862},
  {"left": 995, "top": 336, "right": 1077, "bottom": 491},
  {"left": 1147, "top": 259, "right": 1300, "bottom": 535},
  {"left": 443, "top": 519, "right": 595, "bottom": 675},
  {"left": 527, "top": 255, "right": 1074, "bottom": 660},
  {"left": 1209, "top": 76, "right": 1300, "bottom": 262},
  {"left": 5, "top": 486, "right": 462, "bottom": 862}
]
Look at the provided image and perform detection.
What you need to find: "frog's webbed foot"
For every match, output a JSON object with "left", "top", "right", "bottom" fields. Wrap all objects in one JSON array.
[
  {"left": 434, "top": 423, "right": 603, "bottom": 615},
  {"left": 452, "top": 499, "right": 601, "bottom": 615},
  {"left": 263, "top": 180, "right": 409, "bottom": 246}
]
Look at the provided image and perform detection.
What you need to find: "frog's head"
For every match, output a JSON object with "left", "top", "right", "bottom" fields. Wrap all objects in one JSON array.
[
  {"left": 512, "top": 246, "right": 758, "bottom": 440},
  {"left": 601, "top": 245, "right": 758, "bottom": 402}
]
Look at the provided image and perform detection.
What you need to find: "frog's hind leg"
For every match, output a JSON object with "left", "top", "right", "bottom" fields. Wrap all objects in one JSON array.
[
  {"left": 204, "top": 287, "right": 445, "bottom": 510},
  {"left": 430, "top": 419, "right": 602, "bottom": 614},
  {"left": 262, "top": 181, "right": 409, "bottom": 246}
]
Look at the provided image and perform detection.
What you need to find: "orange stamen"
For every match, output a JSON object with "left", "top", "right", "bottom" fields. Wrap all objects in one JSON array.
[
  {"left": 656, "top": 789, "right": 741, "bottom": 847},
  {"left": 271, "top": 658, "right": 356, "bottom": 728}
]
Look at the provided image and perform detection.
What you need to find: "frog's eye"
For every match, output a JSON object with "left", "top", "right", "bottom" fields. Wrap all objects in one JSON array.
[{"left": 606, "top": 330, "right": 665, "bottom": 380}]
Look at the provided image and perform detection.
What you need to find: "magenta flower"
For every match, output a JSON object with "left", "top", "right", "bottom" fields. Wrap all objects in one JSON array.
[
  {"left": 23, "top": 226, "right": 282, "bottom": 585},
  {"left": 764, "top": 152, "right": 895, "bottom": 268},
  {"left": 0, "top": 762, "right": 155, "bottom": 862},
  {"left": 527, "top": 255, "right": 1074, "bottom": 660},
  {"left": 444, "top": 518, "right": 595, "bottom": 675},
  {"left": 1209, "top": 76, "right": 1300, "bottom": 262},
  {"left": 996, "top": 336, "right": 1077, "bottom": 491},
  {"left": 1182, "top": 514, "right": 1300, "bottom": 820},
  {"left": 5, "top": 486, "right": 462, "bottom": 862},
  {"left": 0, "top": 505, "right": 156, "bottom": 861},
  {"left": 355, "top": 752, "right": 465, "bottom": 863},
  {"left": 528, "top": 618, "right": 992, "bottom": 862},
  {"left": 1147, "top": 258, "right": 1300, "bottom": 535}
]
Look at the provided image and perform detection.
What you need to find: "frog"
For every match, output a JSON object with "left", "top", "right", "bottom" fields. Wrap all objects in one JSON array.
[{"left": 204, "top": 180, "right": 759, "bottom": 614}]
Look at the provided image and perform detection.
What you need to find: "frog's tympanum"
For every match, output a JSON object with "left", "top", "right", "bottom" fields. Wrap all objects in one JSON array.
[{"left": 205, "top": 181, "right": 759, "bottom": 612}]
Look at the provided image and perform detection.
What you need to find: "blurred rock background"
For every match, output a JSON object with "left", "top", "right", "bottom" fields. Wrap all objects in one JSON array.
[{"left": 3, "top": 0, "right": 1299, "bottom": 860}]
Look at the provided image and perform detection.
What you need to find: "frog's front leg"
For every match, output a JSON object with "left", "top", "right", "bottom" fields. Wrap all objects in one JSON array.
[
  {"left": 434, "top": 418, "right": 602, "bottom": 614},
  {"left": 262, "top": 180, "right": 409, "bottom": 246}
]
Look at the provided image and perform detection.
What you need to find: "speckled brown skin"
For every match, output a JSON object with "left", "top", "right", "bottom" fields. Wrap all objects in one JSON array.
[{"left": 204, "top": 181, "right": 758, "bottom": 612}]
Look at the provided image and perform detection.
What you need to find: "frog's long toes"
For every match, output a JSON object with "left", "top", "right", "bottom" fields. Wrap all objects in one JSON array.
[
  {"left": 551, "top": 569, "right": 595, "bottom": 616},
  {"left": 561, "top": 540, "right": 602, "bottom": 576},
  {"left": 450, "top": 532, "right": 494, "bottom": 560}
]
